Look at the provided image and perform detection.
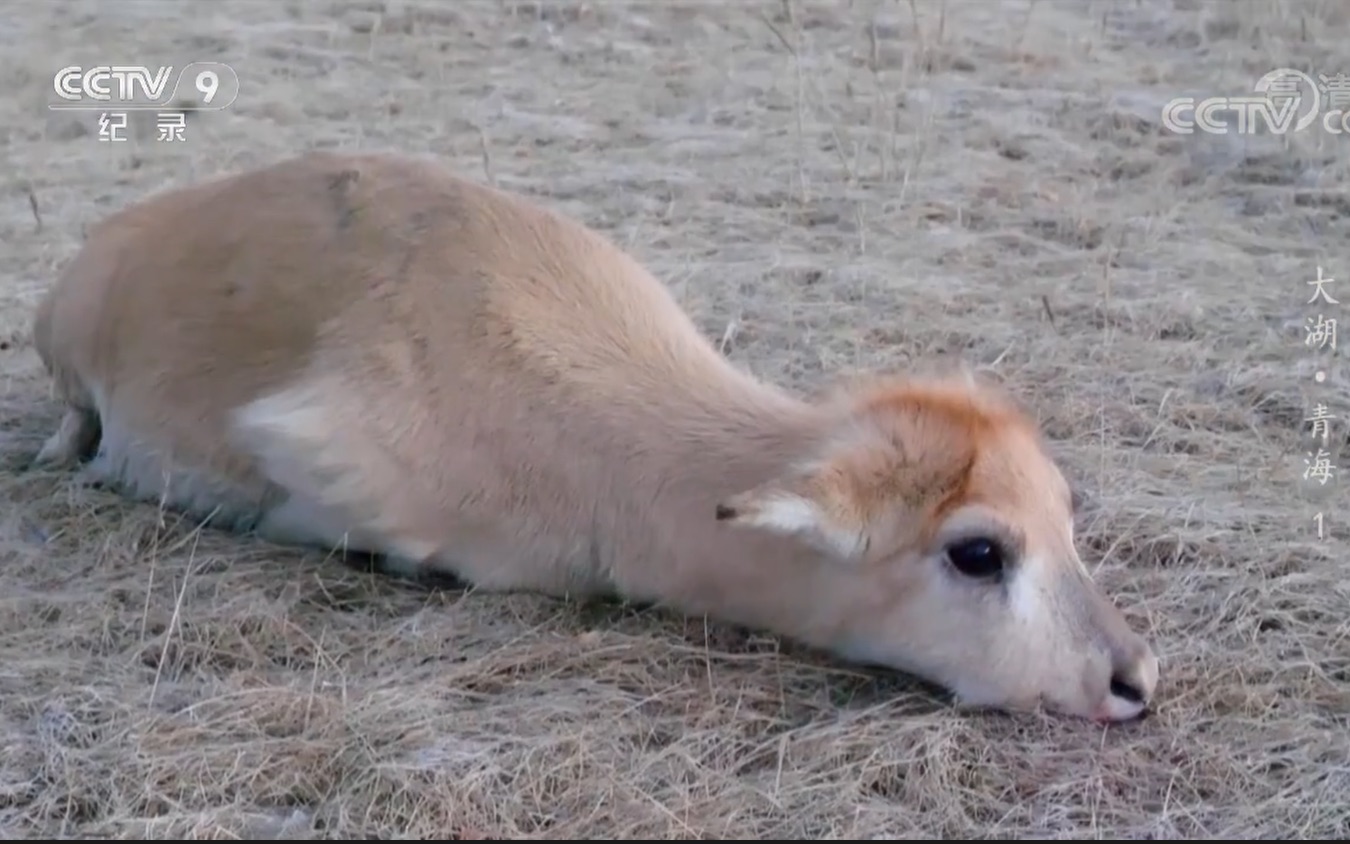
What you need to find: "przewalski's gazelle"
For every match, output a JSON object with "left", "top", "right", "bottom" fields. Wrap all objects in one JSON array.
[{"left": 32, "top": 151, "right": 1159, "bottom": 722}]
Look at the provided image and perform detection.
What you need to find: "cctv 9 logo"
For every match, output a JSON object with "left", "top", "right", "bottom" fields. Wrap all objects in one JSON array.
[{"left": 51, "top": 62, "right": 239, "bottom": 111}]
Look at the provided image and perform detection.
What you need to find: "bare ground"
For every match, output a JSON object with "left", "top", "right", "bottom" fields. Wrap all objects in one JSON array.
[{"left": 1, "top": 0, "right": 1347, "bottom": 838}]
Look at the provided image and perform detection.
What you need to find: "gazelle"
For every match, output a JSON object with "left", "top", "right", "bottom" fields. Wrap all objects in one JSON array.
[{"left": 32, "top": 151, "right": 1159, "bottom": 722}]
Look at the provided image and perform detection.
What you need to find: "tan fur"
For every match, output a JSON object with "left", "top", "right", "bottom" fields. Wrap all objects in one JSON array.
[{"left": 31, "top": 151, "right": 1159, "bottom": 721}]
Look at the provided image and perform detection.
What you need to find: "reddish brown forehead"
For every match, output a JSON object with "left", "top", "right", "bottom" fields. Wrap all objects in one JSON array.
[
  {"left": 968, "top": 424, "right": 1069, "bottom": 504},
  {"left": 856, "top": 379, "right": 1068, "bottom": 526},
  {"left": 855, "top": 380, "right": 1046, "bottom": 463},
  {"left": 855, "top": 379, "right": 1026, "bottom": 431}
]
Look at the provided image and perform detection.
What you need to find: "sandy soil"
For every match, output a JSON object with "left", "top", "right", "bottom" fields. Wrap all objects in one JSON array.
[{"left": 1, "top": 0, "right": 1347, "bottom": 838}]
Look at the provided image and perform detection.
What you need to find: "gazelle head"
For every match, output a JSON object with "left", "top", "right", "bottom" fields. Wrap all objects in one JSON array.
[{"left": 715, "top": 374, "right": 1158, "bottom": 722}]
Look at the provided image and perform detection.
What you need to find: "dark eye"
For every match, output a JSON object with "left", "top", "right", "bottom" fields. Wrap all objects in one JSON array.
[{"left": 946, "top": 537, "right": 1005, "bottom": 579}]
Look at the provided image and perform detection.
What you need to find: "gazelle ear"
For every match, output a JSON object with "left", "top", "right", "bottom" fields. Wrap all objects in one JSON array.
[
  {"left": 958, "top": 361, "right": 979, "bottom": 391},
  {"left": 714, "top": 464, "right": 870, "bottom": 561},
  {"left": 715, "top": 379, "right": 987, "bottom": 562}
]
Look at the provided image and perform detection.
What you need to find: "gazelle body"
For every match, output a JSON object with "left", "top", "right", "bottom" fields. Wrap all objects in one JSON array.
[{"left": 32, "top": 151, "right": 1159, "bottom": 722}]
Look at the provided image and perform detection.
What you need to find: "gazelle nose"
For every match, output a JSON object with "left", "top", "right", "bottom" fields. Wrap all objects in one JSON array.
[
  {"left": 1109, "top": 672, "right": 1146, "bottom": 704},
  {"left": 1100, "top": 640, "right": 1159, "bottom": 722}
]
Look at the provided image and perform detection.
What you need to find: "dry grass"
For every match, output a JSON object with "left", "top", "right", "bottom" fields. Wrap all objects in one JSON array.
[{"left": 1, "top": 0, "right": 1347, "bottom": 838}]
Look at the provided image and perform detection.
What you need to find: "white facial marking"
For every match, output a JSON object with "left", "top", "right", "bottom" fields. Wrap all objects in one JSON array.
[
  {"left": 1008, "top": 553, "right": 1043, "bottom": 623},
  {"left": 1096, "top": 690, "right": 1147, "bottom": 722}
]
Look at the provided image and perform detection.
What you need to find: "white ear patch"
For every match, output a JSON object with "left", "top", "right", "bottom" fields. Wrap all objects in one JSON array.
[
  {"left": 718, "top": 492, "right": 867, "bottom": 560},
  {"left": 742, "top": 493, "right": 820, "bottom": 535}
]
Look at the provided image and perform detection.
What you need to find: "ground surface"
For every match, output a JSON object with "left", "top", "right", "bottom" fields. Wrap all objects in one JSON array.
[{"left": 1, "top": 0, "right": 1347, "bottom": 839}]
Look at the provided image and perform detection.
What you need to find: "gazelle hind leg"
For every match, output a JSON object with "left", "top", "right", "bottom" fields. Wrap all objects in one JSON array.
[
  {"left": 231, "top": 376, "right": 448, "bottom": 570},
  {"left": 74, "top": 445, "right": 274, "bottom": 536},
  {"left": 34, "top": 406, "right": 101, "bottom": 468},
  {"left": 254, "top": 491, "right": 388, "bottom": 557},
  {"left": 55, "top": 404, "right": 278, "bottom": 535},
  {"left": 235, "top": 375, "right": 605, "bottom": 593},
  {"left": 254, "top": 493, "right": 428, "bottom": 579}
]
